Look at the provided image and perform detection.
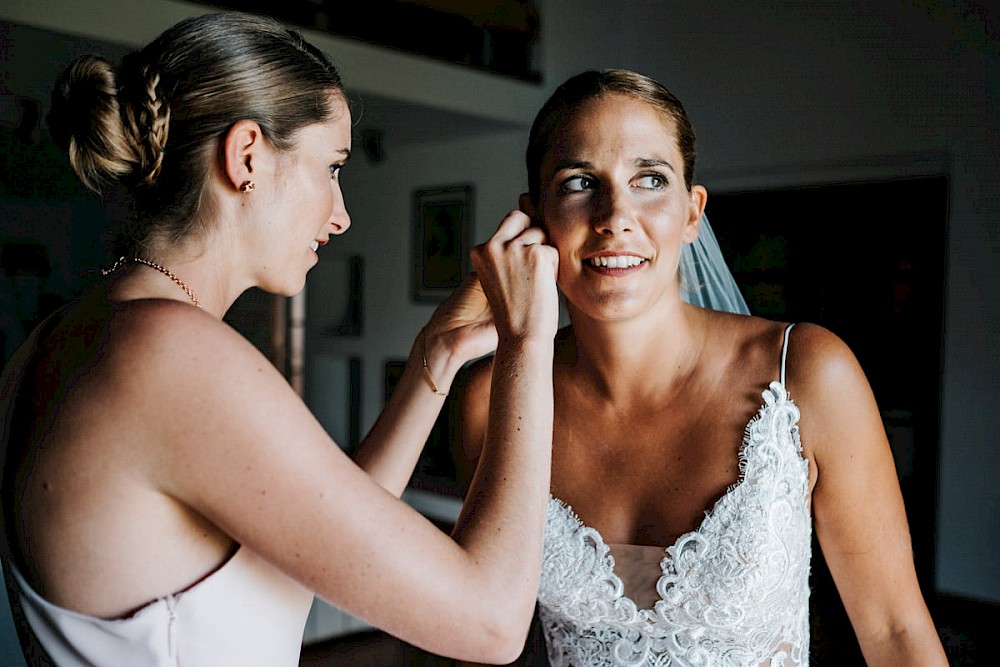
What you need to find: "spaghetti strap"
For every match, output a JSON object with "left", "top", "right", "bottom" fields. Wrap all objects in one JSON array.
[{"left": 780, "top": 323, "right": 796, "bottom": 386}]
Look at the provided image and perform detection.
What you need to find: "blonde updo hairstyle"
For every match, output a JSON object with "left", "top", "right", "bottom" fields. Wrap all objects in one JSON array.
[{"left": 48, "top": 12, "right": 344, "bottom": 257}]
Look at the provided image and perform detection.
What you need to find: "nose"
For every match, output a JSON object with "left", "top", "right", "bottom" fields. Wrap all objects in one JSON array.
[
  {"left": 329, "top": 210, "right": 351, "bottom": 235},
  {"left": 329, "top": 187, "right": 352, "bottom": 235},
  {"left": 593, "top": 183, "right": 634, "bottom": 235}
]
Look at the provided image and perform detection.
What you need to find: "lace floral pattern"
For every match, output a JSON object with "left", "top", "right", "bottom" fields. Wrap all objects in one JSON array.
[{"left": 539, "top": 381, "right": 811, "bottom": 667}]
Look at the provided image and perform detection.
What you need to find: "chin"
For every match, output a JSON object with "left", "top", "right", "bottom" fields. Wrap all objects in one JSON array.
[
  {"left": 286, "top": 277, "right": 308, "bottom": 297},
  {"left": 265, "top": 274, "right": 308, "bottom": 298},
  {"left": 287, "top": 256, "right": 318, "bottom": 294},
  {"left": 568, "top": 300, "right": 643, "bottom": 324}
]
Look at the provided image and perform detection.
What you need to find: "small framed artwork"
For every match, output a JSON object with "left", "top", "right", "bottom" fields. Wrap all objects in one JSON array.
[{"left": 412, "top": 184, "right": 474, "bottom": 302}]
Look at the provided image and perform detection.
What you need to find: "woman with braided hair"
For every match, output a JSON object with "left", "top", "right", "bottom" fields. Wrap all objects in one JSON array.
[{"left": 0, "top": 12, "right": 559, "bottom": 665}]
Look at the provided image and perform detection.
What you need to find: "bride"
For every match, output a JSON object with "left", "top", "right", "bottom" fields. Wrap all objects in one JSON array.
[{"left": 457, "top": 69, "right": 947, "bottom": 666}]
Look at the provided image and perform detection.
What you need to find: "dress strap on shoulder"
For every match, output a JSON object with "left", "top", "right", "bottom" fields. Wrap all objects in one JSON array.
[{"left": 780, "top": 323, "right": 796, "bottom": 386}]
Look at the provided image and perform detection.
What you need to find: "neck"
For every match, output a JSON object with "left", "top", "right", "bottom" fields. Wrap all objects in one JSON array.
[
  {"left": 105, "top": 244, "right": 248, "bottom": 318},
  {"left": 124, "top": 257, "right": 201, "bottom": 307},
  {"left": 563, "top": 301, "right": 706, "bottom": 402}
]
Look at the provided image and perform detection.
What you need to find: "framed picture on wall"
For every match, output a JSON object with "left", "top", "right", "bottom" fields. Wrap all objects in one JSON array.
[{"left": 412, "top": 184, "right": 474, "bottom": 302}]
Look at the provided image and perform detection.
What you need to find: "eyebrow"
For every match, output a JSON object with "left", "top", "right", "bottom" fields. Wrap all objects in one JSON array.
[
  {"left": 634, "top": 157, "right": 676, "bottom": 172},
  {"left": 338, "top": 148, "right": 352, "bottom": 161},
  {"left": 551, "top": 159, "right": 593, "bottom": 172},
  {"left": 550, "top": 157, "right": 676, "bottom": 173}
]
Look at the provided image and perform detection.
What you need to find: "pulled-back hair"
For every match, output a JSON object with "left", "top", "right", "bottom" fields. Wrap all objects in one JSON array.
[
  {"left": 48, "top": 12, "right": 344, "bottom": 256},
  {"left": 526, "top": 69, "right": 696, "bottom": 206}
]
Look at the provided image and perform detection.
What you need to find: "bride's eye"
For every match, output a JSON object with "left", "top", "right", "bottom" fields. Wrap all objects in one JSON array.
[
  {"left": 635, "top": 174, "right": 666, "bottom": 189},
  {"left": 559, "top": 175, "right": 594, "bottom": 193}
]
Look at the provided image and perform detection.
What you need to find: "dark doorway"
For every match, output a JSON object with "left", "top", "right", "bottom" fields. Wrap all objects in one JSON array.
[{"left": 706, "top": 174, "right": 949, "bottom": 664}]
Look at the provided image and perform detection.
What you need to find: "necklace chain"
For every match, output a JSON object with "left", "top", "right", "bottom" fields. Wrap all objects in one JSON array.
[{"left": 102, "top": 256, "right": 202, "bottom": 308}]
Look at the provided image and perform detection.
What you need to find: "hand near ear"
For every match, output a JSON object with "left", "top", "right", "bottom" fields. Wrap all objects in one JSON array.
[{"left": 471, "top": 209, "right": 559, "bottom": 345}]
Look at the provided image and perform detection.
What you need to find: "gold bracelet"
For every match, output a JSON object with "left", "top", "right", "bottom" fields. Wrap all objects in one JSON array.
[{"left": 421, "top": 331, "right": 448, "bottom": 397}]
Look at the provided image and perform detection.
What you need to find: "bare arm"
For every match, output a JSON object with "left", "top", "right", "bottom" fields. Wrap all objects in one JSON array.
[
  {"left": 453, "top": 359, "right": 528, "bottom": 667},
  {"left": 456, "top": 356, "right": 494, "bottom": 496},
  {"left": 790, "top": 324, "right": 946, "bottom": 666},
  {"left": 154, "top": 210, "right": 558, "bottom": 663},
  {"left": 353, "top": 275, "right": 497, "bottom": 496}
]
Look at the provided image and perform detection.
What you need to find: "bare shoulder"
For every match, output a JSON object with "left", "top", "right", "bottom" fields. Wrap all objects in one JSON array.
[
  {"left": 782, "top": 322, "right": 868, "bottom": 397},
  {"left": 699, "top": 309, "right": 793, "bottom": 379},
  {"left": 704, "top": 311, "right": 865, "bottom": 389},
  {"left": 462, "top": 354, "right": 495, "bottom": 403},
  {"left": 55, "top": 298, "right": 301, "bottom": 473},
  {"left": 87, "top": 299, "right": 284, "bottom": 400},
  {"left": 109, "top": 298, "right": 264, "bottom": 364},
  {"left": 16, "top": 298, "right": 263, "bottom": 408},
  {"left": 780, "top": 322, "right": 885, "bottom": 467},
  {"left": 111, "top": 297, "right": 301, "bottom": 420}
]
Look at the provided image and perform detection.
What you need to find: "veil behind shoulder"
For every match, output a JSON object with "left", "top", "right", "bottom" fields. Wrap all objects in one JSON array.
[{"left": 680, "top": 214, "right": 750, "bottom": 315}]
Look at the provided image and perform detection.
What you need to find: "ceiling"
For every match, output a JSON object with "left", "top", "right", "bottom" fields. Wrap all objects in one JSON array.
[
  {"left": 348, "top": 93, "right": 524, "bottom": 151},
  {"left": 197, "top": 0, "right": 541, "bottom": 82}
]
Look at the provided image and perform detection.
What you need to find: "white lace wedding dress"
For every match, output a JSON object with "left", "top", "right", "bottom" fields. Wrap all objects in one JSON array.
[{"left": 537, "top": 325, "right": 811, "bottom": 667}]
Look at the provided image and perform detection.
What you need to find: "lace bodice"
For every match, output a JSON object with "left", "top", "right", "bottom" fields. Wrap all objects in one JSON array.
[{"left": 538, "top": 329, "right": 811, "bottom": 667}]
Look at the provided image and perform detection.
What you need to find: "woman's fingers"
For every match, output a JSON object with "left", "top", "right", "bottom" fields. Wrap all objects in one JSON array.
[
  {"left": 421, "top": 206, "right": 557, "bottom": 375},
  {"left": 516, "top": 226, "right": 547, "bottom": 247},
  {"left": 470, "top": 210, "right": 559, "bottom": 343},
  {"left": 422, "top": 273, "right": 498, "bottom": 366},
  {"left": 481, "top": 209, "right": 534, "bottom": 244}
]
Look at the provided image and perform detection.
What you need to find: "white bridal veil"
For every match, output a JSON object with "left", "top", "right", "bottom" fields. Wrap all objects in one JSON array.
[{"left": 680, "top": 214, "right": 750, "bottom": 315}]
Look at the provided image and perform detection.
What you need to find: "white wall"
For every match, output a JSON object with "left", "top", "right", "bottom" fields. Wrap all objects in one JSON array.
[{"left": 307, "top": 128, "right": 529, "bottom": 437}]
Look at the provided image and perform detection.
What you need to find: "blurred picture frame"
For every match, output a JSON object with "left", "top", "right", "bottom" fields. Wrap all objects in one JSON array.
[{"left": 412, "top": 184, "right": 473, "bottom": 302}]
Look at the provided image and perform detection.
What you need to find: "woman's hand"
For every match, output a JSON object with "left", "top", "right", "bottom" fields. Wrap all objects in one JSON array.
[
  {"left": 422, "top": 209, "right": 559, "bottom": 380},
  {"left": 355, "top": 209, "right": 558, "bottom": 493},
  {"left": 424, "top": 273, "right": 498, "bottom": 371},
  {"left": 470, "top": 209, "right": 560, "bottom": 345}
]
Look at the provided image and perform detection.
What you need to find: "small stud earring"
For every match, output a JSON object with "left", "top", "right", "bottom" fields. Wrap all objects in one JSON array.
[{"left": 239, "top": 180, "right": 256, "bottom": 193}]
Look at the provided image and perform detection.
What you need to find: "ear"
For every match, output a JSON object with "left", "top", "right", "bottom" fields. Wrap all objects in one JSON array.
[
  {"left": 222, "top": 119, "right": 266, "bottom": 192},
  {"left": 518, "top": 192, "right": 539, "bottom": 225},
  {"left": 682, "top": 185, "right": 708, "bottom": 244}
]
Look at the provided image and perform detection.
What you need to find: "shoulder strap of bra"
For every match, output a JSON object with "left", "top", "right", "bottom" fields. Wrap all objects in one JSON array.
[{"left": 780, "top": 323, "right": 796, "bottom": 386}]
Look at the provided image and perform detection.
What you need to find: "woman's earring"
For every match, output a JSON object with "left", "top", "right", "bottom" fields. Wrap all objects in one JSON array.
[{"left": 239, "top": 180, "right": 256, "bottom": 193}]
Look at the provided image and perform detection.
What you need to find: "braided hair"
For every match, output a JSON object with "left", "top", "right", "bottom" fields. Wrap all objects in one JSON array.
[{"left": 48, "top": 12, "right": 344, "bottom": 257}]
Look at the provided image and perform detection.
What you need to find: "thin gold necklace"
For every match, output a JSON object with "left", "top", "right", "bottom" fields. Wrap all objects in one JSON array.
[{"left": 102, "top": 256, "right": 202, "bottom": 308}]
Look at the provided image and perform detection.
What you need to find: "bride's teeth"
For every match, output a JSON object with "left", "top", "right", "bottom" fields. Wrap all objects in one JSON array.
[
  {"left": 310, "top": 241, "right": 319, "bottom": 252},
  {"left": 590, "top": 256, "right": 644, "bottom": 268}
]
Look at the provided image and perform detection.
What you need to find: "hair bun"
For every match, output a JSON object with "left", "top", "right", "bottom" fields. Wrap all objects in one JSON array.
[{"left": 48, "top": 55, "right": 132, "bottom": 191}]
